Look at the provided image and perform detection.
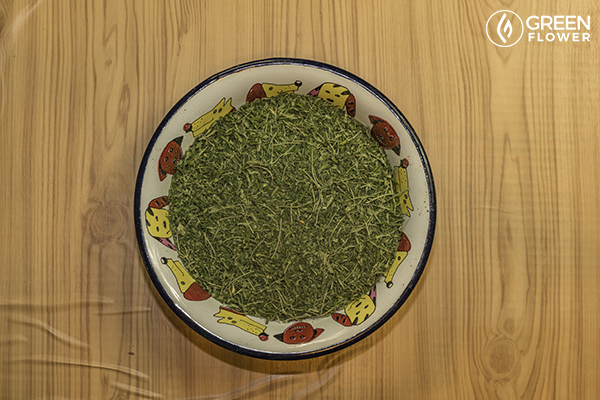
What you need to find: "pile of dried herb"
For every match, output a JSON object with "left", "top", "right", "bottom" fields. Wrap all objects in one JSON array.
[{"left": 169, "top": 93, "right": 402, "bottom": 321}]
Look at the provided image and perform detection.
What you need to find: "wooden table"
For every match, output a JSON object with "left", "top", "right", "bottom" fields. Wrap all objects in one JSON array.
[{"left": 2, "top": 1, "right": 599, "bottom": 398}]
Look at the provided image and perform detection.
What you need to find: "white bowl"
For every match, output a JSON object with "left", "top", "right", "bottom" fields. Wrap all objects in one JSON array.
[{"left": 134, "top": 58, "right": 436, "bottom": 359}]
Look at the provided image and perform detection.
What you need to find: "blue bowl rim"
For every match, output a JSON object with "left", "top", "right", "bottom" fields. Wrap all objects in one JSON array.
[{"left": 134, "top": 57, "right": 437, "bottom": 360}]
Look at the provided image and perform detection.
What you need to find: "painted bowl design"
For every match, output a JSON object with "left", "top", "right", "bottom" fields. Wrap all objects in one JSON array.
[{"left": 135, "top": 58, "right": 436, "bottom": 359}]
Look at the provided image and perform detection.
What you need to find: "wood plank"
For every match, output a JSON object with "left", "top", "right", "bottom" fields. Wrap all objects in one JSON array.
[{"left": 0, "top": 0, "right": 598, "bottom": 398}]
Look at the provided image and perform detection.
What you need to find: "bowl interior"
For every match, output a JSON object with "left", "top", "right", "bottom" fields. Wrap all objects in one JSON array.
[{"left": 135, "top": 59, "right": 435, "bottom": 359}]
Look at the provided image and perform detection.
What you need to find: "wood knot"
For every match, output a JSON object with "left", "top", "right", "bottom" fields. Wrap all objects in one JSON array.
[
  {"left": 482, "top": 337, "right": 520, "bottom": 381},
  {"left": 88, "top": 202, "right": 127, "bottom": 241}
]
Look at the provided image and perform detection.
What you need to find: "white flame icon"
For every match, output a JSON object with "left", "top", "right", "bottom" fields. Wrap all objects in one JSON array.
[
  {"left": 486, "top": 10, "right": 523, "bottom": 47},
  {"left": 497, "top": 13, "right": 513, "bottom": 43}
]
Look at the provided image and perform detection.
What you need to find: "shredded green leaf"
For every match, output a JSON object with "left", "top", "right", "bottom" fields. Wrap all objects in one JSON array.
[{"left": 169, "top": 93, "right": 402, "bottom": 321}]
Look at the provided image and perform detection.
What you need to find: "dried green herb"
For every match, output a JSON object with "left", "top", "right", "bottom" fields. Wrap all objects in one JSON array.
[{"left": 169, "top": 93, "right": 402, "bottom": 321}]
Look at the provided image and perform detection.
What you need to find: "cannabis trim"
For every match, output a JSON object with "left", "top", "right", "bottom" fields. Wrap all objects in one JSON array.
[{"left": 169, "top": 93, "right": 402, "bottom": 321}]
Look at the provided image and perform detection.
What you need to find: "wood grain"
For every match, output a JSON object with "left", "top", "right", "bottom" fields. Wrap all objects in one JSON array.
[{"left": 1, "top": 0, "right": 599, "bottom": 398}]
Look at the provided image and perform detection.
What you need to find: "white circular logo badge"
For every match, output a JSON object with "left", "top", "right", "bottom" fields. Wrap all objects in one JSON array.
[{"left": 486, "top": 10, "right": 524, "bottom": 47}]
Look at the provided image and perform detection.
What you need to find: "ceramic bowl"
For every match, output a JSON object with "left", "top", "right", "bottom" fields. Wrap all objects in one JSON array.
[{"left": 134, "top": 58, "right": 436, "bottom": 360}]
